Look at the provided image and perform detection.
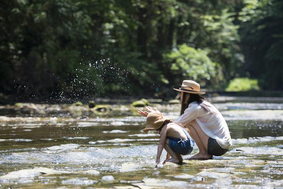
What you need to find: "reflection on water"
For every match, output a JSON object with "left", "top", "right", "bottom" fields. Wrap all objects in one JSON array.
[{"left": 0, "top": 102, "right": 283, "bottom": 188}]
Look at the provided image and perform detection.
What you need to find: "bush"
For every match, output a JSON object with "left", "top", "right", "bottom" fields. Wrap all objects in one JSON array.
[{"left": 225, "top": 78, "right": 260, "bottom": 92}]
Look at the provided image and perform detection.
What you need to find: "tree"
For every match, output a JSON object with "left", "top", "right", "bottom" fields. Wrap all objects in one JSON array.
[{"left": 239, "top": 0, "right": 283, "bottom": 90}]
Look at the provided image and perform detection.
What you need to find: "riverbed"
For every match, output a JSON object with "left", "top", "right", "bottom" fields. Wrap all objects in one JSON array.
[{"left": 0, "top": 98, "right": 283, "bottom": 188}]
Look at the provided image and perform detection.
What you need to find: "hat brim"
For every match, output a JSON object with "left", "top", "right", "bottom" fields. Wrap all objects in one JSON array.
[{"left": 173, "top": 88, "right": 205, "bottom": 95}]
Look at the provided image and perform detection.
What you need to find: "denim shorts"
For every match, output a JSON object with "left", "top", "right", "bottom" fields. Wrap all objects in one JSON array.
[
  {"left": 168, "top": 137, "right": 193, "bottom": 155},
  {"left": 207, "top": 137, "right": 228, "bottom": 156}
]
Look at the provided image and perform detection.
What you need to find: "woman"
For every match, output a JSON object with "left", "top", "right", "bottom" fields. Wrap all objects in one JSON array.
[
  {"left": 138, "top": 80, "right": 232, "bottom": 160},
  {"left": 143, "top": 112, "right": 194, "bottom": 166}
]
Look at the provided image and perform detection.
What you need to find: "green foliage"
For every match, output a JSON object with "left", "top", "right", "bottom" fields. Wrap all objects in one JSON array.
[
  {"left": 239, "top": 0, "right": 283, "bottom": 90},
  {"left": 1, "top": 0, "right": 283, "bottom": 101},
  {"left": 200, "top": 9, "right": 243, "bottom": 79},
  {"left": 226, "top": 78, "right": 260, "bottom": 92},
  {"left": 166, "top": 44, "right": 218, "bottom": 81}
]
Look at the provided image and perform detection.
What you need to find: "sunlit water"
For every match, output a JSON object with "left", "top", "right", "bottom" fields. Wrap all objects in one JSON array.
[{"left": 0, "top": 101, "right": 283, "bottom": 188}]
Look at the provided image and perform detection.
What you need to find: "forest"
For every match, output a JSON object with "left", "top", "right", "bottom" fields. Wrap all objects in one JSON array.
[{"left": 1, "top": 0, "right": 283, "bottom": 102}]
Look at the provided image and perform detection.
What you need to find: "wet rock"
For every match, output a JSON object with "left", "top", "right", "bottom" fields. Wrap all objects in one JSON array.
[
  {"left": 120, "top": 162, "right": 140, "bottom": 172},
  {"left": 168, "top": 99, "right": 180, "bottom": 105},
  {"left": 44, "top": 105, "right": 64, "bottom": 115},
  {"left": 0, "top": 167, "right": 69, "bottom": 182},
  {"left": 173, "top": 174, "right": 194, "bottom": 179},
  {"left": 67, "top": 104, "right": 89, "bottom": 117},
  {"left": 72, "top": 101, "right": 83, "bottom": 106},
  {"left": 91, "top": 105, "right": 112, "bottom": 116},
  {"left": 88, "top": 101, "right": 96, "bottom": 108},
  {"left": 131, "top": 99, "right": 150, "bottom": 107},
  {"left": 101, "top": 175, "right": 115, "bottom": 182},
  {"left": 82, "top": 170, "right": 100, "bottom": 176},
  {"left": 15, "top": 103, "right": 45, "bottom": 115}
]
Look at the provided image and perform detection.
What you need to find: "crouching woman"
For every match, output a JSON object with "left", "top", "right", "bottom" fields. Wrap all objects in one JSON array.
[{"left": 143, "top": 112, "right": 194, "bottom": 166}]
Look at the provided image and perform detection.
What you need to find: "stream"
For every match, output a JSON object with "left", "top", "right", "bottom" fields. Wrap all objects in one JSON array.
[{"left": 0, "top": 99, "right": 283, "bottom": 188}]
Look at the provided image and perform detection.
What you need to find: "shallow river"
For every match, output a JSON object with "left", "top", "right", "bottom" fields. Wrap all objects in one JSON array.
[{"left": 0, "top": 99, "right": 283, "bottom": 188}]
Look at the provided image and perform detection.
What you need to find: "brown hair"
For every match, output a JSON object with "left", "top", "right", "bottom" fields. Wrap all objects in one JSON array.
[{"left": 180, "top": 93, "right": 205, "bottom": 115}]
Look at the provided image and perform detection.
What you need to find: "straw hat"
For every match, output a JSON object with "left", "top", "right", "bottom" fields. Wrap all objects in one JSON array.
[
  {"left": 173, "top": 80, "right": 205, "bottom": 95},
  {"left": 143, "top": 112, "right": 172, "bottom": 132}
]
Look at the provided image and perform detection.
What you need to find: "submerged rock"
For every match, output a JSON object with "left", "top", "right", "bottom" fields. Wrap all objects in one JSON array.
[
  {"left": 120, "top": 162, "right": 140, "bottom": 172},
  {"left": 0, "top": 167, "right": 69, "bottom": 182}
]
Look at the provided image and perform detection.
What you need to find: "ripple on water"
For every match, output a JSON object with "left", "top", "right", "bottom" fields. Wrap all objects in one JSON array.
[
  {"left": 43, "top": 144, "right": 80, "bottom": 153},
  {"left": 133, "top": 178, "right": 189, "bottom": 188},
  {"left": 62, "top": 178, "right": 98, "bottom": 185},
  {"left": 102, "top": 130, "right": 128, "bottom": 133},
  {"left": 232, "top": 136, "right": 283, "bottom": 145},
  {"left": 235, "top": 146, "right": 283, "bottom": 156}
]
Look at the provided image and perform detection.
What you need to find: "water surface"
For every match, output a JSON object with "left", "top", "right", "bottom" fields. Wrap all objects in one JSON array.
[{"left": 0, "top": 101, "right": 283, "bottom": 188}]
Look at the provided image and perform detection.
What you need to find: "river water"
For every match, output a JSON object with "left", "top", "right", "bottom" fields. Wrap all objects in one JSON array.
[{"left": 0, "top": 99, "right": 283, "bottom": 188}]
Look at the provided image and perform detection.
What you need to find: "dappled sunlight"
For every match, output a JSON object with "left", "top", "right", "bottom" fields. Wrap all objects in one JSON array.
[{"left": 0, "top": 101, "right": 283, "bottom": 188}]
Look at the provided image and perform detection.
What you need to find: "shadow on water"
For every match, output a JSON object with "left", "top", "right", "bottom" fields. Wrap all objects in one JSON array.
[{"left": 0, "top": 101, "right": 283, "bottom": 188}]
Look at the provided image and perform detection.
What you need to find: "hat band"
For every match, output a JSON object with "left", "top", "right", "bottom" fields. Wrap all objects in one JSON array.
[{"left": 180, "top": 87, "right": 198, "bottom": 93}]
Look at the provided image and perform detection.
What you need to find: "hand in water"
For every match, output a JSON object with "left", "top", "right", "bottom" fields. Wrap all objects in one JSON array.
[{"left": 138, "top": 106, "right": 160, "bottom": 117}]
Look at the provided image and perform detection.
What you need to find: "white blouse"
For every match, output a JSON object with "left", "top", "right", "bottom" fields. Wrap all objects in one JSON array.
[{"left": 175, "top": 101, "right": 232, "bottom": 149}]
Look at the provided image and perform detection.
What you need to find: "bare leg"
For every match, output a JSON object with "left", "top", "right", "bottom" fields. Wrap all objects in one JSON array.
[
  {"left": 162, "top": 152, "right": 170, "bottom": 164},
  {"left": 185, "top": 121, "right": 212, "bottom": 160},
  {"left": 163, "top": 139, "right": 182, "bottom": 164}
]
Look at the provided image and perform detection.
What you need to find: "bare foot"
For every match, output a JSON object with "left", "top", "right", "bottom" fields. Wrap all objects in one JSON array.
[
  {"left": 166, "top": 158, "right": 182, "bottom": 165},
  {"left": 187, "top": 153, "right": 212, "bottom": 160}
]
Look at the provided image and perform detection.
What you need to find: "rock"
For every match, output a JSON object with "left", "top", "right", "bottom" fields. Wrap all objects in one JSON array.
[
  {"left": 14, "top": 103, "right": 44, "bottom": 115},
  {"left": 101, "top": 175, "right": 115, "bottom": 182},
  {"left": 72, "top": 101, "right": 83, "bottom": 106},
  {"left": 168, "top": 99, "right": 180, "bottom": 105},
  {"left": 82, "top": 170, "right": 100, "bottom": 176},
  {"left": 88, "top": 101, "right": 96, "bottom": 108},
  {"left": 0, "top": 167, "right": 69, "bottom": 181},
  {"left": 131, "top": 99, "right": 150, "bottom": 107},
  {"left": 91, "top": 105, "right": 112, "bottom": 116}
]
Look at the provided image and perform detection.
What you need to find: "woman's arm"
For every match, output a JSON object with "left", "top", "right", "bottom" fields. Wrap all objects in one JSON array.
[{"left": 175, "top": 103, "right": 199, "bottom": 125}]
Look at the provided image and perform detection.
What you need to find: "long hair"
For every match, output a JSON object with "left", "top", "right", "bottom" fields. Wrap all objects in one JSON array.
[{"left": 180, "top": 93, "right": 204, "bottom": 115}]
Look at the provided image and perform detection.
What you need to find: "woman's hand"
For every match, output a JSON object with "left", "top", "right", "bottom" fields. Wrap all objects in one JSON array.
[{"left": 137, "top": 106, "right": 160, "bottom": 117}]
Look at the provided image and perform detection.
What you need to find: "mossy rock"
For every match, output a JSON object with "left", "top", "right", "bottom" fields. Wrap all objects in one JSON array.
[
  {"left": 15, "top": 103, "right": 24, "bottom": 108},
  {"left": 131, "top": 99, "right": 150, "bottom": 107},
  {"left": 88, "top": 101, "right": 96, "bottom": 108},
  {"left": 91, "top": 105, "right": 112, "bottom": 116},
  {"left": 168, "top": 99, "right": 180, "bottom": 105},
  {"left": 14, "top": 103, "right": 42, "bottom": 115},
  {"left": 72, "top": 101, "right": 83, "bottom": 106}
]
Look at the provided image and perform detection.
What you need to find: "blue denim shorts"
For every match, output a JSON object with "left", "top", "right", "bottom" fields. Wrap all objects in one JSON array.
[{"left": 168, "top": 137, "right": 193, "bottom": 155}]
